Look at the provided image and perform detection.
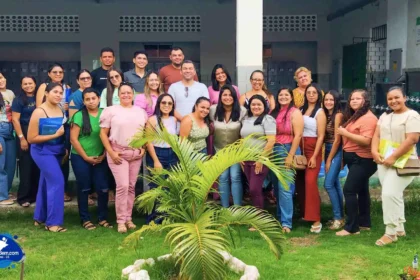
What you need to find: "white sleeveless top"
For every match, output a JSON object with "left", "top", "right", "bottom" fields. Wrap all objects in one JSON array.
[{"left": 303, "top": 108, "right": 322, "bottom": 137}]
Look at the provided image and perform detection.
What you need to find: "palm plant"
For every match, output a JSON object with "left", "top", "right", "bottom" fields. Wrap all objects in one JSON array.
[{"left": 125, "top": 126, "right": 293, "bottom": 280}]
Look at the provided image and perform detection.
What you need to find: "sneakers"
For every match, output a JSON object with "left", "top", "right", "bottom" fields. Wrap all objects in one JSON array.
[{"left": 0, "top": 199, "right": 14, "bottom": 206}]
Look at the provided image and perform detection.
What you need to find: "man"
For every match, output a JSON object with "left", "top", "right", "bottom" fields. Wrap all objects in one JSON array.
[
  {"left": 91, "top": 47, "right": 115, "bottom": 93},
  {"left": 159, "top": 47, "right": 198, "bottom": 92},
  {"left": 124, "top": 51, "right": 149, "bottom": 93},
  {"left": 169, "top": 60, "right": 208, "bottom": 121}
]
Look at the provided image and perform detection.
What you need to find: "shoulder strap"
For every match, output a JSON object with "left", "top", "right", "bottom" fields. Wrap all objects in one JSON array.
[{"left": 38, "top": 107, "right": 49, "bottom": 118}]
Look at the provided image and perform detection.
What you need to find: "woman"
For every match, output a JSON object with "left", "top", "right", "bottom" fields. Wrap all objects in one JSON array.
[
  {"left": 371, "top": 87, "right": 420, "bottom": 246},
  {"left": 296, "top": 83, "right": 326, "bottom": 233},
  {"left": 12, "top": 76, "right": 40, "bottom": 207},
  {"left": 100, "top": 83, "right": 147, "bottom": 233},
  {"left": 36, "top": 63, "right": 71, "bottom": 202},
  {"left": 179, "top": 97, "right": 211, "bottom": 154},
  {"left": 145, "top": 93, "right": 178, "bottom": 223},
  {"left": 208, "top": 64, "right": 240, "bottom": 105},
  {"left": 99, "top": 68, "right": 124, "bottom": 108},
  {"left": 27, "top": 82, "right": 67, "bottom": 232},
  {"left": 70, "top": 88, "right": 112, "bottom": 230},
  {"left": 239, "top": 70, "right": 275, "bottom": 111},
  {"left": 270, "top": 87, "right": 303, "bottom": 232},
  {"left": 293, "top": 67, "right": 312, "bottom": 108},
  {"left": 240, "top": 94, "right": 276, "bottom": 210},
  {"left": 336, "top": 89, "right": 378, "bottom": 237},
  {"left": 0, "top": 72, "right": 16, "bottom": 206},
  {"left": 69, "top": 69, "right": 92, "bottom": 118},
  {"left": 209, "top": 85, "right": 247, "bottom": 207},
  {"left": 323, "top": 90, "right": 344, "bottom": 230},
  {"left": 134, "top": 72, "right": 164, "bottom": 117}
]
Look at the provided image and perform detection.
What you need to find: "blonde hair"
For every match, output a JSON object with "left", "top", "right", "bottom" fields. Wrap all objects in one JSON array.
[
  {"left": 144, "top": 72, "right": 164, "bottom": 107},
  {"left": 294, "top": 67, "right": 312, "bottom": 82}
]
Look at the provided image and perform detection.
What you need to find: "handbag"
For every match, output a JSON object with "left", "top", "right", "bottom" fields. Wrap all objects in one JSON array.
[{"left": 289, "top": 115, "right": 307, "bottom": 170}]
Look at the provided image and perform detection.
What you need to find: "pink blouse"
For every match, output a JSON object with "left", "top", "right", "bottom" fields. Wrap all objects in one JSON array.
[
  {"left": 275, "top": 107, "right": 296, "bottom": 144},
  {"left": 134, "top": 94, "right": 158, "bottom": 117},
  {"left": 100, "top": 105, "right": 148, "bottom": 147},
  {"left": 208, "top": 85, "right": 240, "bottom": 105}
]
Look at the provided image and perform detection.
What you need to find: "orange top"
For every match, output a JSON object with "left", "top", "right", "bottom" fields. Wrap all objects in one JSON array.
[
  {"left": 159, "top": 64, "right": 198, "bottom": 92},
  {"left": 343, "top": 110, "right": 378, "bottom": 158}
]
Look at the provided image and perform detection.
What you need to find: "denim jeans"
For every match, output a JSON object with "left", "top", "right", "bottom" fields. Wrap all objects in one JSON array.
[
  {"left": 324, "top": 143, "right": 343, "bottom": 220},
  {"left": 218, "top": 163, "right": 242, "bottom": 207},
  {"left": 71, "top": 153, "right": 109, "bottom": 223},
  {"left": 0, "top": 122, "right": 16, "bottom": 201},
  {"left": 146, "top": 146, "right": 179, "bottom": 224},
  {"left": 270, "top": 143, "right": 297, "bottom": 229}
]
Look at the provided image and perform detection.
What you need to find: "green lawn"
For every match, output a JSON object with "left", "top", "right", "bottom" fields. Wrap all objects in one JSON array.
[{"left": 1, "top": 197, "right": 419, "bottom": 280}]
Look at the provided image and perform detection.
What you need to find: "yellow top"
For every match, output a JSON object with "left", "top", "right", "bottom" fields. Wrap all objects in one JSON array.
[{"left": 293, "top": 87, "right": 325, "bottom": 109}]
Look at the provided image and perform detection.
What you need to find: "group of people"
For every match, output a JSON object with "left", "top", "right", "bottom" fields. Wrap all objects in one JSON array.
[{"left": 0, "top": 47, "right": 418, "bottom": 247}]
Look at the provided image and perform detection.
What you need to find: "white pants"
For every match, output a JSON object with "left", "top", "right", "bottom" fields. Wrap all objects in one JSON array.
[{"left": 378, "top": 165, "right": 415, "bottom": 235}]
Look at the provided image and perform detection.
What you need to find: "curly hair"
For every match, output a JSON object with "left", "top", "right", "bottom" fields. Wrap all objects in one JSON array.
[{"left": 342, "top": 89, "right": 371, "bottom": 127}]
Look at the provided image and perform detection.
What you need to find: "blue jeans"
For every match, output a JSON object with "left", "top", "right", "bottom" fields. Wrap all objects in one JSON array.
[
  {"left": 71, "top": 153, "right": 109, "bottom": 223},
  {"left": 146, "top": 146, "right": 179, "bottom": 224},
  {"left": 270, "top": 143, "right": 297, "bottom": 229},
  {"left": 324, "top": 143, "right": 343, "bottom": 220},
  {"left": 0, "top": 122, "right": 16, "bottom": 201},
  {"left": 218, "top": 163, "right": 242, "bottom": 207}
]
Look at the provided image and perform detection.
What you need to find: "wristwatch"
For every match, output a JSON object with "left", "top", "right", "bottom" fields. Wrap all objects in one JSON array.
[{"left": 18, "top": 134, "right": 24, "bottom": 139}]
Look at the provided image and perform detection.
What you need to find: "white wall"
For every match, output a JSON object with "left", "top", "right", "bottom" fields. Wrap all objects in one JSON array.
[
  {"left": 406, "top": 0, "right": 420, "bottom": 70},
  {"left": 386, "top": 0, "right": 408, "bottom": 70}
]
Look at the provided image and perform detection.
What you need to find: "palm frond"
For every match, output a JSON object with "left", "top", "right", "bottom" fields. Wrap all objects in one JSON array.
[
  {"left": 217, "top": 206, "right": 285, "bottom": 259},
  {"left": 163, "top": 209, "right": 229, "bottom": 280},
  {"left": 123, "top": 222, "right": 164, "bottom": 248}
]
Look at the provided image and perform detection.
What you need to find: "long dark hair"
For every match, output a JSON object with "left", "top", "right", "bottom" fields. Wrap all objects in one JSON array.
[
  {"left": 301, "top": 83, "right": 323, "bottom": 118},
  {"left": 106, "top": 68, "right": 124, "bottom": 107},
  {"left": 153, "top": 93, "right": 175, "bottom": 130},
  {"left": 247, "top": 94, "right": 269, "bottom": 126},
  {"left": 18, "top": 76, "right": 38, "bottom": 106},
  {"left": 342, "top": 89, "right": 371, "bottom": 127},
  {"left": 271, "top": 87, "right": 295, "bottom": 122},
  {"left": 192, "top": 96, "right": 211, "bottom": 127},
  {"left": 71, "top": 87, "right": 100, "bottom": 136},
  {"left": 45, "top": 82, "right": 63, "bottom": 102},
  {"left": 214, "top": 84, "right": 241, "bottom": 122},
  {"left": 250, "top": 70, "right": 273, "bottom": 100},
  {"left": 323, "top": 90, "right": 341, "bottom": 127},
  {"left": 46, "top": 63, "right": 65, "bottom": 84},
  {"left": 385, "top": 86, "right": 407, "bottom": 115},
  {"left": 0, "top": 71, "right": 7, "bottom": 109},
  {"left": 211, "top": 64, "right": 233, "bottom": 91}
]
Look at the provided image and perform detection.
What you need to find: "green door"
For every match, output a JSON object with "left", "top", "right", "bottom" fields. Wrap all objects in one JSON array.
[{"left": 342, "top": 42, "right": 367, "bottom": 89}]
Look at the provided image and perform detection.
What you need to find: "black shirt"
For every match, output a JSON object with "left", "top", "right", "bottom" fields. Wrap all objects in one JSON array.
[{"left": 91, "top": 67, "right": 109, "bottom": 93}]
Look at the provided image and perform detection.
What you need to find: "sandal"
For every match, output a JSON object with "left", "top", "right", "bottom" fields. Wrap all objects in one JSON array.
[
  {"left": 336, "top": 229, "right": 360, "bottom": 236},
  {"left": 310, "top": 223, "right": 322, "bottom": 234},
  {"left": 329, "top": 220, "right": 344, "bottom": 230},
  {"left": 98, "top": 221, "right": 113, "bottom": 229},
  {"left": 126, "top": 221, "right": 137, "bottom": 230},
  {"left": 21, "top": 202, "right": 31, "bottom": 207},
  {"left": 248, "top": 227, "right": 257, "bottom": 232},
  {"left": 82, "top": 221, "right": 96, "bottom": 230},
  {"left": 375, "top": 234, "right": 397, "bottom": 246},
  {"left": 45, "top": 226, "right": 67, "bottom": 232},
  {"left": 282, "top": 227, "right": 291, "bottom": 233},
  {"left": 88, "top": 198, "right": 95, "bottom": 206},
  {"left": 118, "top": 223, "right": 127, "bottom": 234},
  {"left": 64, "top": 194, "right": 72, "bottom": 202},
  {"left": 34, "top": 220, "right": 44, "bottom": 227},
  {"left": 359, "top": 226, "right": 371, "bottom": 231},
  {"left": 397, "top": 231, "right": 406, "bottom": 237}
]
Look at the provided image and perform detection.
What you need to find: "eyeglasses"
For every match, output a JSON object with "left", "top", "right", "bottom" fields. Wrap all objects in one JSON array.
[
  {"left": 161, "top": 101, "right": 173, "bottom": 106},
  {"left": 52, "top": 71, "right": 63, "bottom": 75},
  {"left": 109, "top": 75, "right": 121, "bottom": 80},
  {"left": 79, "top": 77, "right": 91, "bottom": 81},
  {"left": 184, "top": 87, "right": 189, "bottom": 98},
  {"left": 251, "top": 78, "right": 264, "bottom": 82}
]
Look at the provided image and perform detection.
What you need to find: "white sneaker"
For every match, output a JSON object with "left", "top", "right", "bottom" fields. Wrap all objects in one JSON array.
[{"left": 0, "top": 199, "right": 14, "bottom": 206}]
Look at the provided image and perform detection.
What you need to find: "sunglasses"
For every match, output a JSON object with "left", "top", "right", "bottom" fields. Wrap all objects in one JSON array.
[
  {"left": 79, "top": 77, "right": 91, "bottom": 81},
  {"left": 51, "top": 71, "right": 63, "bottom": 74},
  {"left": 161, "top": 101, "right": 173, "bottom": 106},
  {"left": 109, "top": 75, "right": 121, "bottom": 80}
]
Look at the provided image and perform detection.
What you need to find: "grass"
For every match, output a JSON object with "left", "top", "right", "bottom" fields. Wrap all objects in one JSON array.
[{"left": 1, "top": 193, "right": 420, "bottom": 280}]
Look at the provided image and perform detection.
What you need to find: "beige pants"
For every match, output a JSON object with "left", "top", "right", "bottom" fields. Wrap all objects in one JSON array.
[{"left": 378, "top": 165, "right": 415, "bottom": 235}]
